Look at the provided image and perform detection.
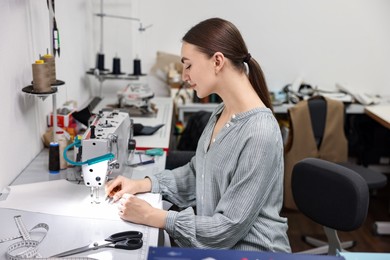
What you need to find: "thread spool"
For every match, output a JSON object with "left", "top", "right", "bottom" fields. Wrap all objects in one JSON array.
[
  {"left": 49, "top": 142, "right": 60, "bottom": 174},
  {"left": 112, "top": 57, "right": 124, "bottom": 75},
  {"left": 32, "top": 60, "right": 51, "bottom": 93},
  {"left": 41, "top": 54, "right": 56, "bottom": 84},
  {"left": 56, "top": 131, "right": 68, "bottom": 170},
  {"left": 96, "top": 53, "right": 106, "bottom": 71},
  {"left": 132, "top": 58, "right": 143, "bottom": 76}
]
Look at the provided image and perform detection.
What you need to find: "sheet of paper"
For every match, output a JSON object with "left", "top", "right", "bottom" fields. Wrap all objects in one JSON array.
[{"left": 0, "top": 179, "right": 161, "bottom": 220}]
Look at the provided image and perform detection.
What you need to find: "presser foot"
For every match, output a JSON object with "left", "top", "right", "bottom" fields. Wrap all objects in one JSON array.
[{"left": 90, "top": 187, "right": 102, "bottom": 204}]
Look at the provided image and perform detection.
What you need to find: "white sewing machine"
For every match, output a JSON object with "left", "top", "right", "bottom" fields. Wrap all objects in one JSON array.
[
  {"left": 75, "top": 110, "right": 131, "bottom": 202},
  {"left": 117, "top": 83, "right": 155, "bottom": 114}
]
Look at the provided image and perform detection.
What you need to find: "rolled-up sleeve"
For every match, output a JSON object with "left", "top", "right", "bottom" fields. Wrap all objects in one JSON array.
[{"left": 147, "top": 156, "right": 197, "bottom": 209}]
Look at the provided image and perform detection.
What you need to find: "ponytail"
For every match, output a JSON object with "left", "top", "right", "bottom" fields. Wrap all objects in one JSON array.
[{"left": 246, "top": 57, "right": 273, "bottom": 112}]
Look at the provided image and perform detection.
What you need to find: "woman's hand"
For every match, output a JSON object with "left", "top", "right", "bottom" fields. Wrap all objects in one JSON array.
[
  {"left": 118, "top": 194, "right": 167, "bottom": 228},
  {"left": 105, "top": 176, "right": 151, "bottom": 202}
]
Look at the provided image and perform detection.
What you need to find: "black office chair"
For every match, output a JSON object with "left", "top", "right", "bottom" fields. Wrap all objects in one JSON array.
[
  {"left": 292, "top": 158, "right": 369, "bottom": 255},
  {"left": 165, "top": 150, "right": 195, "bottom": 170},
  {"left": 297, "top": 97, "right": 387, "bottom": 250},
  {"left": 165, "top": 111, "right": 208, "bottom": 169}
]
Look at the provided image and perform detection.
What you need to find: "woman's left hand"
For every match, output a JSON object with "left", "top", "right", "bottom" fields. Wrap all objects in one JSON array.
[
  {"left": 118, "top": 194, "right": 151, "bottom": 224},
  {"left": 117, "top": 194, "right": 168, "bottom": 228}
]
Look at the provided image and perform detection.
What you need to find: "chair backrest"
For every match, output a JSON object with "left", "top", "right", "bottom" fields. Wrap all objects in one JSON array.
[
  {"left": 307, "top": 97, "right": 327, "bottom": 149},
  {"left": 307, "top": 97, "right": 348, "bottom": 150},
  {"left": 292, "top": 158, "right": 369, "bottom": 231},
  {"left": 177, "top": 111, "right": 211, "bottom": 151}
]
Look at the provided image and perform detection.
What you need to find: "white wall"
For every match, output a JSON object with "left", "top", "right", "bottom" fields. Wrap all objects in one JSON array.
[
  {"left": 0, "top": 0, "right": 94, "bottom": 191},
  {"left": 133, "top": 0, "right": 390, "bottom": 95},
  {"left": 1, "top": 0, "right": 389, "bottom": 191}
]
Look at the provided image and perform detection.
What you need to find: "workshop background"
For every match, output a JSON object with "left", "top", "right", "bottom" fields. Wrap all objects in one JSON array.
[{"left": 1, "top": 0, "right": 390, "bottom": 191}]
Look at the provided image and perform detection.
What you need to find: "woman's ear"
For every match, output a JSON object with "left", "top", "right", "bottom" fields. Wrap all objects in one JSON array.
[{"left": 213, "top": 52, "right": 225, "bottom": 73}]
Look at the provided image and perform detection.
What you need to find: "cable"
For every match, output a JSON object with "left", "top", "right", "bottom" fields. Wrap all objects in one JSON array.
[{"left": 63, "top": 141, "right": 114, "bottom": 166}]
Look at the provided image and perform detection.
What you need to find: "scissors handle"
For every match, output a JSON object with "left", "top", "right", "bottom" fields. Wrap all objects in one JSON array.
[
  {"left": 114, "top": 238, "right": 143, "bottom": 250},
  {"left": 105, "top": 231, "right": 142, "bottom": 242},
  {"left": 50, "top": 231, "right": 143, "bottom": 257}
]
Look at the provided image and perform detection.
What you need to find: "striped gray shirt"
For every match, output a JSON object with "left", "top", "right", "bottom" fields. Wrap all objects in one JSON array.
[{"left": 148, "top": 103, "right": 291, "bottom": 252}]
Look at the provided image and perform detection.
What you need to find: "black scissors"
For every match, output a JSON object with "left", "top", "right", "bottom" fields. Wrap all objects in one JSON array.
[{"left": 50, "top": 231, "right": 143, "bottom": 257}]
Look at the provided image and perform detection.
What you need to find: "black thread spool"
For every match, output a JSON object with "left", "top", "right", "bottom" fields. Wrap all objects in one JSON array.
[
  {"left": 95, "top": 53, "right": 107, "bottom": 71},
  {"left": 49, "top": 142, "right": 60, "bottom": 174},
  {"left": 111, "top": 57, "right": 124, "bottom": 75},
  {"left": 132, "top": 58, "right": 145, "bottom": 76}
]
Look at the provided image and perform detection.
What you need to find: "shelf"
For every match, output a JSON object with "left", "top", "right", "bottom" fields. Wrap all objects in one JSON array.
[
  {"left": 22, "top": 85, "right": 58, "bottom": 98},
  {"left": 86, "top": 69, "right": 140, "bottom": 81},
  {"left": 22, "top": 79, "right": 65, "bottom": 99}
]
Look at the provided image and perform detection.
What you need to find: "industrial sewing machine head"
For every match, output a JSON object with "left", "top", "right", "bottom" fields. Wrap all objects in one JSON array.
[
  {"left": 117, "top": 83, "right": 155, "bottom": 116},
  {"left": 66, "top": 110, "right": 132, "bottom": 203}
]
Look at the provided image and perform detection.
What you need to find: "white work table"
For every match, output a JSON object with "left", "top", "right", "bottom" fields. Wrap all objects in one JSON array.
[
  {"left": 0, "top": 147, "right": 167, "bottom": 260},
  {"left": 0, "top": 150, "right": 167, "bottom": 260},
  {"left": 365, "top": 105, "right": 390, "bottom": 130}
]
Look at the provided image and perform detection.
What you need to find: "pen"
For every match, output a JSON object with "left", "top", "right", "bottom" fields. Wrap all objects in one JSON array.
[{"left": 129, "top": 158, "right": 155, "bottom": 167}]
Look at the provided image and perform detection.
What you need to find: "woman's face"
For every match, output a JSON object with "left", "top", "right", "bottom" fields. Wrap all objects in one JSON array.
[{"left": 181, "top": 42, "right": 217, "bottom": 98}]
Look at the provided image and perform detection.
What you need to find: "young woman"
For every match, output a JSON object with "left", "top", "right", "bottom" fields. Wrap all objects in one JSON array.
[{"left": 106, "top": 17, "right": 291, "bottom": 252}]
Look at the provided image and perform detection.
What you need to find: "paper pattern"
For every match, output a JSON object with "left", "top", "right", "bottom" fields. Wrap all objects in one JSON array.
[{"left": 0, "top": 179, "right": 161, "bottom": 220}]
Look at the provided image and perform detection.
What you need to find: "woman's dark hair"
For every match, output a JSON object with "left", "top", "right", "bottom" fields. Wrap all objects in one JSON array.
[{"left": 182, "top": 17, "right": 273, "bottom": 111}]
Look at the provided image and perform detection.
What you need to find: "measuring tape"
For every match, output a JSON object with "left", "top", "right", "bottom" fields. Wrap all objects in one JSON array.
[
  {"left": 14, "top": 215, "right": 32, "bottom": 240},
  {"left": 138, "top": 226, "right": 150, "bottom": 260},
  {"left": 5, "top": 215, "right": 47, "bottom": 259},
  {"left": 1, "top": 215, "right": 96, "bottom": 260}
]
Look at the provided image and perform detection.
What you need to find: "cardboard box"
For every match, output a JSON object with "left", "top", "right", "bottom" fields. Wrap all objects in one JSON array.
[{"left": 47, "top": 111, "right": 74, "bottom": 128}]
